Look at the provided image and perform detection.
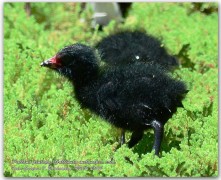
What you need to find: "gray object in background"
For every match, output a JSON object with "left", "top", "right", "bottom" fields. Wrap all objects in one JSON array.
[{"left": 90, "top": 2, "right": 123, "bottom": 27}]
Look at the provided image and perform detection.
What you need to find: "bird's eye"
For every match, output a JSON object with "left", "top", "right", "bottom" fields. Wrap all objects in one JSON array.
[
  {"left": 55, "top": 57, "right": 62, "bottom": 65},
  {"left": 56, "top": 54, "right": 71, "bottom": 66}
]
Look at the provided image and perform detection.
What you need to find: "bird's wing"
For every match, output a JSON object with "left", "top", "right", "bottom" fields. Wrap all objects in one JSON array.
[
  {"left": 96, "top": 81, "right": 122, "bottom": 114},
  {"left": 119, "top": 75, "right": 174, "bottom": 121},
  {"left": 96, "top": 72, "right": 175, "bottom": 124}
]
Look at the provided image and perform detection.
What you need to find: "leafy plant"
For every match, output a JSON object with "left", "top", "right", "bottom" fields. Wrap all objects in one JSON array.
[{"left": 4, "top": 2, "right": 218, "bottom": 177}]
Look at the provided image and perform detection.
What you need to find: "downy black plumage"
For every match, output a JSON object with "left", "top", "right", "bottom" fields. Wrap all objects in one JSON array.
[
  {"left": 96, "top": 31, "right": 178, "bottom": 69},
  {"left": 41, "top": 43, "right": 187, "bottom": 155}
]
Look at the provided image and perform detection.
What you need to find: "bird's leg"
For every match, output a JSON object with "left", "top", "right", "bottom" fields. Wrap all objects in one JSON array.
[
  {"left": 128, "top": 130, "right": 144, "bottom": 148},
  {"left": 151, "top": 120, "right": 164, "bottom": 156},
  {"left": 120, "top": 128, "right": 125, "bottom": 146},
  {"left": 114, "top": 129, "right": 125, "bottom": 151}
]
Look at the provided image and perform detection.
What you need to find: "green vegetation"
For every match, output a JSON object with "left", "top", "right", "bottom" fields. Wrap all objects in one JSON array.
[{"left": 4, "top": 2, "right": 218, "bottom": 177}]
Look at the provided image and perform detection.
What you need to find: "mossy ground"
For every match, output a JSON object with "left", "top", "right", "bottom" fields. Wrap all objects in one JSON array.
[{"left": 3, "top": 2, "right": 218, "bottom": 177}]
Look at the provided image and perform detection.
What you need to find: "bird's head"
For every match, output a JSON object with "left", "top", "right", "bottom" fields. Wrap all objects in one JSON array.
[{"left": 41, "top": 43, "right": 99, "bottom": 81}]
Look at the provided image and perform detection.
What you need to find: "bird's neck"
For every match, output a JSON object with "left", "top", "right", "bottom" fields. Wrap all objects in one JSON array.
[
  {"left": 72, "top": 66, "right": 99, "bottom": 88},
  {"left": 72, "top": 69, "right": 99, "bottom": 110}
]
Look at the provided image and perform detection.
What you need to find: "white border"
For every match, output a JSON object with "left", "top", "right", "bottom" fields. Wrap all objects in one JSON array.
[{"left": 0, "top": 1, "right": 220, "bottom": 180}]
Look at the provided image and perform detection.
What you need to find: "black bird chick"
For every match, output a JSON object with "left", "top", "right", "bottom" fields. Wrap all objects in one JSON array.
[
  {"left": 96, "top": 31, "right": 178, "bottom": 69},
  {"left": 41, "top": 43, "right": 187, "bottom": 156}
]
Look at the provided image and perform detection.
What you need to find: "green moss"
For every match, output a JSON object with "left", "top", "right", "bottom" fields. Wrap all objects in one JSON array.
[{"left": 4, "top": 2, "right": 218, "bottom": 177}]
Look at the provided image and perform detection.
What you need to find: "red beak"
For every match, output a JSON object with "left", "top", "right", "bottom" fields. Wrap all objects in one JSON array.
[{"left": 40, "top": 56, "right": 60, "bottom": 69}]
